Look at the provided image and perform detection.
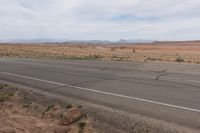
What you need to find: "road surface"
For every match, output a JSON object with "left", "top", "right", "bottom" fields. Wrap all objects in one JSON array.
[{"left": 0, "top": 58, "right": 200, "bottom": 129}]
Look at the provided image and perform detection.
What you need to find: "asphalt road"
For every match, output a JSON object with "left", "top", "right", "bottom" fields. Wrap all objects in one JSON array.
[{"left": 0, "top": 58, "right": 200, "bottom": 129}]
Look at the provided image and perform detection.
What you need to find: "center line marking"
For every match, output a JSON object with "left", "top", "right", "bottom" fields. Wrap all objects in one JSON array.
[{"left": 0, "top": 71, "right": 200, "bottom": 113}]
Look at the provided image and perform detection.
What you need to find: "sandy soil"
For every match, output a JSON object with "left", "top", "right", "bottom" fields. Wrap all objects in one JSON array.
[
  {"left": 0, "top": 83, "right": 96, "bottom": 133},
  {"left": 1, "top": 41, "right": 200, "bottom": 63}
]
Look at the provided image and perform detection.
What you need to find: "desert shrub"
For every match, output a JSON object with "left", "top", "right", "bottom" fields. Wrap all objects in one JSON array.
[
  {"left": 79, "top": 122, "right": 86, "bottom": 133},
  {"left": 110, "top": 47, "right": 117, "bottom": 52},
  {"left": 132, "top": 47, "right": 136, "bottom": 53},
  {"left": 176, "top": 57, "right": 184, "bottom": 62}
]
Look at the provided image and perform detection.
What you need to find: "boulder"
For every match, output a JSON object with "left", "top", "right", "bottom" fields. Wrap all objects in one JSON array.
[
  {"left": 54, "top": 126, "right": 70, "bottom": 133},
  {"left": 62, "top": 107, "right": 81, "bottom": 125}
]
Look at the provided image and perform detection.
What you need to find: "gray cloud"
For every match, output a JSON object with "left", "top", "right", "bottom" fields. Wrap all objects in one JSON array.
[{"left": 0, "top": 0, "right": 200, "bottom": 41}]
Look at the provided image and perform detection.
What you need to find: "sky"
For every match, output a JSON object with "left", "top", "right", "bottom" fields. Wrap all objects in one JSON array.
[{"left": 0, "top": 0, "right": 200, "bottom": 41}]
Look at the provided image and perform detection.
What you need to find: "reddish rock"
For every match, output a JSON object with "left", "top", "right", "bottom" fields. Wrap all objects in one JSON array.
[
  {"left": 62, "top": 107, "right": 81, "bottom": 125},
  {"left": 54, "top": 126, "right": 70, "bottom": 133}
]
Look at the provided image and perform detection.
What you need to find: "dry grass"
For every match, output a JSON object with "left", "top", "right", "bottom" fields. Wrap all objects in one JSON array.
[{"left": 1, "top": 41, "right": 200, "bottom": 63}]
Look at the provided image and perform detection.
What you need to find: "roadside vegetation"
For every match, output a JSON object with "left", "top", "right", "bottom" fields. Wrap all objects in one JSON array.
[
  {"left": 0, "top": 83, "right": 96, "bottom": 133},
  {"left": 1, "top": 41, "right": 200, "bottom": 64}
]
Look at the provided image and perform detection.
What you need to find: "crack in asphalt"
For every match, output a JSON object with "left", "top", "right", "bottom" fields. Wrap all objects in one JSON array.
[{"left": 155, "top": 69, "right": 168, "bottom": 80}]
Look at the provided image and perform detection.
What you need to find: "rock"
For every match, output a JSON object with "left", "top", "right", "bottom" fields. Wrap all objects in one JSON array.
[
  {"left": 62, "top": 107, "right": 81, "bottom": 125},
  {"left": 54, "top": 126, "right": 70, "bottom": 133}
]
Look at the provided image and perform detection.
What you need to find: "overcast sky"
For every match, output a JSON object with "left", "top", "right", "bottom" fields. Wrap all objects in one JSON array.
[{"left": 0, "top": 0, "right": 200, "bottom": 41}]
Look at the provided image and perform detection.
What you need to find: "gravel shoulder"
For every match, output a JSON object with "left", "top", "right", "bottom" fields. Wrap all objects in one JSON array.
[{"left": 0, "top": 82, "right": 199, "bottom": 133}]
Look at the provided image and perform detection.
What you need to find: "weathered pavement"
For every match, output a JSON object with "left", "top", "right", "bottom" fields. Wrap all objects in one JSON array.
[{"left": 0, "top": 58, "right": 200, "bottom": 130}]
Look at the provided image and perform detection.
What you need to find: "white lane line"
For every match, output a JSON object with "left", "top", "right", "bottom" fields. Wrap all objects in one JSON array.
[{"left": 0, "top": 71, "right": 200, "bottom": 113}]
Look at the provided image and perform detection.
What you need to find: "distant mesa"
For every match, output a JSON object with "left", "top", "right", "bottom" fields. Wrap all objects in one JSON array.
[{"left": 0, "top": 39, "right": 154, "bottom": 44}]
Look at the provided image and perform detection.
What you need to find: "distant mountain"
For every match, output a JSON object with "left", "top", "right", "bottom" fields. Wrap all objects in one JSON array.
[
  {"left": 0, "top": 39, "right": 68, "bottom": 43},
  {"left": 0, "top": 39, "right": 155, "bottom": 44},
  {"left": 119, "top": 39, "right": 154, "bottom": 43}
]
